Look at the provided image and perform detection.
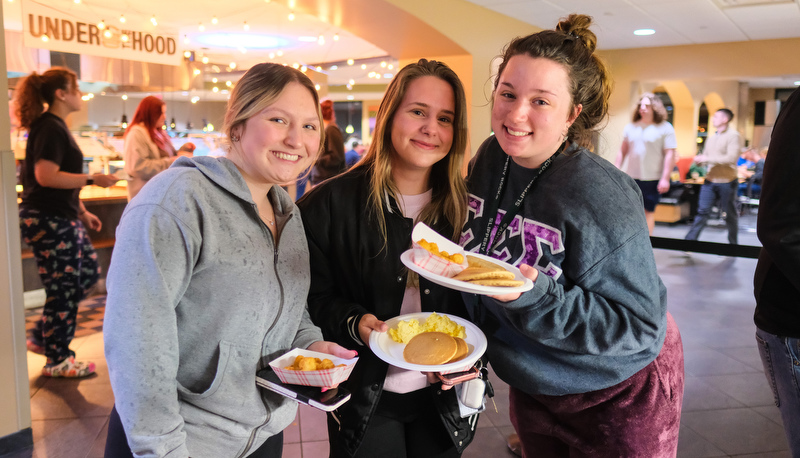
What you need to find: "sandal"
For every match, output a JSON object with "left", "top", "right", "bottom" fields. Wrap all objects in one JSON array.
[
  {"left": 26, "top": 339, "right": 45, "bottom": 355},
  {"left": 41, "top": 356, "right": 96, "bottom": 378}
]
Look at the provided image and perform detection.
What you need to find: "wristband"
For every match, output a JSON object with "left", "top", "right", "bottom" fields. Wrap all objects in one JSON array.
[{"left": 86, "top": 177, "right": 95, "bottom": 186}]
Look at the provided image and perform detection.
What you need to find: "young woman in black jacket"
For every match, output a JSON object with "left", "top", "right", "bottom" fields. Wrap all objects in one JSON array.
[{"left": 298, "top": 59, "right": 476, "bottom": 458}]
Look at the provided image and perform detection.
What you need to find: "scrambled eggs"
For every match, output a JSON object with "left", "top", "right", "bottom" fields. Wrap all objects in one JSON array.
[{"left": 388, "top": 312, "right": 466, "bottom": 344}]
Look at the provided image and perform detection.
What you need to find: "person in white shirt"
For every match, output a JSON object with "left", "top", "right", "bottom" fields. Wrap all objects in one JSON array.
[{"left": 615, "top": 92, "right": 677, "bottom": 234}]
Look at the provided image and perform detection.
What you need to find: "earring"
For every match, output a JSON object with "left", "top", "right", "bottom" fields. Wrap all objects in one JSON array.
[{"left": 230, "top": 134, "right": 240, "bottom": 142}]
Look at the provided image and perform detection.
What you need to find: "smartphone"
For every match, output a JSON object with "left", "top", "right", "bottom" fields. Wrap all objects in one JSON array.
[
  {"left": 256, "top": 367, "right": 351, "bottom": 412},
  {"left": 436, "top": 367, "right": 480, "bottom": 386}
]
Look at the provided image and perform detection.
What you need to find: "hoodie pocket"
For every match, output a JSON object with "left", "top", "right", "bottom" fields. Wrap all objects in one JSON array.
[{"left": 177, "top": 340, "right": 266, "bottom": 437}]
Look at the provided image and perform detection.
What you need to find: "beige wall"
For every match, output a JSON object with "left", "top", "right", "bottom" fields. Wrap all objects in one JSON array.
[{"left": 599, "top": 38, "right": 800, "bottom": 162}]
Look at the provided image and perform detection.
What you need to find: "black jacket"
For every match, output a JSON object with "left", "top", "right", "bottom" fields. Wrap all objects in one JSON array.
[
  {"left": 754, "top": 86, "right": 800, "bottom": 337},
  {"left": 297, "top": 167, "right": 478, "bottom": 457}
]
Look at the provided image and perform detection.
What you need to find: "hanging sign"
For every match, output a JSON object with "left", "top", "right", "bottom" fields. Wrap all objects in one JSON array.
[{"left": 21, "top": 0, "right": 181, "bottom": 66}]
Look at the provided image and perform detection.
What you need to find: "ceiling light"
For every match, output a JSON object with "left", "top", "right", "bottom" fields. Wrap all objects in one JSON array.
[
  {"left": 288, "top": 12, "right": 295, "bottom": 21},
  {"left": 119, "top": 15, "right": 125, "bottom": 23},
  {"left": 347, "top": 59, "right": 354, "bottom": 66},
  {"left": 634, "top": 29, "right": 655, "bottom": 36},
  {"left": 195, "top": 33, "right": 288, "bottom": 50},
  {"left": 211, "top": 16, "right": 218, "bottom": 25},
  {"left": 122, "top": 94, "right": 128, "bottom": 100}
]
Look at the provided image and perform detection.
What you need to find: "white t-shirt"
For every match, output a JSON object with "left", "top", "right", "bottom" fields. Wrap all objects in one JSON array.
[
  {"left": 383, "top": 189, "right": 432, "bottom": 394},
  {"left": 621, "top": 121, "right": 677, "bottom": 181}
]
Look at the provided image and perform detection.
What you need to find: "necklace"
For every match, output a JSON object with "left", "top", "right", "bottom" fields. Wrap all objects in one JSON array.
[{"left": 259, "top": 212, "right": 275, "bottom": 226}]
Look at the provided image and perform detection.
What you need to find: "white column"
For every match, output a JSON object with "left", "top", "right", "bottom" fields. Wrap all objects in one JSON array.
[{"left": 0, "top": 0, "right": 34, "bottom": 443}]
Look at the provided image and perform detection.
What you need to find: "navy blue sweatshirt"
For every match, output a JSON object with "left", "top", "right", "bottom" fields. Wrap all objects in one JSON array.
[{"left": 461, "top": 137, "right": 668, "bottom": 396}]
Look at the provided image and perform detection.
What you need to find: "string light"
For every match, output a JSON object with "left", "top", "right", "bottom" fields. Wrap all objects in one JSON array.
[
  {"left": 361, "top": 64, "right": 366, "bottom": 70},
  {"left": 202, "top": 56, "right": 209, "bottom": 64},
  {"left": 243, "top": 21, "right": 249, "bottom": 31},
  {"left": 97, "top": 20, "right": 106, "bottom": 30},
  {"left": 121, "top": 34, "right": 129, "bottom": 42},
  {"left": 199, "top": 23, "right": 205, "bottom": 31},
  {"left": 334, "top": 34, "right": 339, "bottom": 41},
  {"left": 211, "top": 16, "right": 218, "bottom": 25},
  {"left": 183, "top": 51, "right": 192, "bottom": 58},
  {"left": 119, "top": 15, "right": 125, "bottom": 23},
  {"left": 104, "top": 30, "right": 112, "bottom": 38},
  {"left": 229, "top": 62, "right": 237, "bottom": 69},
  {"left": 288, "top": 12, "right": 295, "bottom": 21},
  {"left": 183, "top": 35, "right": 189, "bottom": 44},
  {"left": 193, "top": 69, "right": 201, "bottom": 76},
  {"left": 151, "top": 15, "right": 157, "bottom": 26},
  {"left": 212, "top": 77, "right": 218, "bottom": 83},
  {"left": 347, "top": 59, "right": 354, "bottom": 66},
  {"left": 318, "top": 35, "right": 325, "bottom": 45},
  {"left": 41, "top": 34, "right": 49, "bottom": 42},
  {"left": 122, "top": 94, "right": 128, "bottom": 100}
]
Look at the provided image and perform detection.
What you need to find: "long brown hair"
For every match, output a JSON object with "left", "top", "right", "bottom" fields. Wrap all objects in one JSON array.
[
  {"left": 14, "top": 67, "right": 78, "bottom": 129},
  {"left": 494, "top": 14, "right": 613, "bottom": 149},
  {"left": 353, "top": 59, "right": 468, "bottom": 243},
  {"left": 632, "top": 92, "right": 668, "bottom": 124}
]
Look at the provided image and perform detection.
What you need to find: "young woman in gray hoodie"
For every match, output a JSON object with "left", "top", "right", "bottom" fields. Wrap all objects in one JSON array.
[{"left": 103, "top": 63, "right": 356, "bottom": 458}]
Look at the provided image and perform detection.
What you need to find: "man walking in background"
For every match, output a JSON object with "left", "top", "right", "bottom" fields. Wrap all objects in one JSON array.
[{"left": 685, "top": 108, "right": 743, "bottom": 244}]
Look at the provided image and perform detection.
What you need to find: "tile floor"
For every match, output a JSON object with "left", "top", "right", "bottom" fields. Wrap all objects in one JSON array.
[{"left": 3, "top": 212, "right": 792, "bottom": 458}]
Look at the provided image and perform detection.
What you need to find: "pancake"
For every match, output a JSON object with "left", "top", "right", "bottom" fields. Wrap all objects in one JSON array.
[
  {"left": 468, "top": 278, "right": 526, "bottom": 287},
  {"left": 403, "top": 332, "right": 458, "bottom": 365},
  {"left": 448, "top": 337, "right": 469, "bottom": 363},
  {"left": 452, "top": 267, "right": 516, "bottom": 282},
  {"left": 466, "top": 255, "right": 506, "bottom": 271}
]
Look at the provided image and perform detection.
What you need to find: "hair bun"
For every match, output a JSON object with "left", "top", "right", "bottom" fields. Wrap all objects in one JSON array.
[{"left": 556, "top": 14, "right": 597, "bottom": 53}]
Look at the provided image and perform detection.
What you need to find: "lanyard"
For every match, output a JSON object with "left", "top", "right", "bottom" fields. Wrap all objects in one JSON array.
[{"left": 479, "top": 142, "right": 565, "bottom": 256}]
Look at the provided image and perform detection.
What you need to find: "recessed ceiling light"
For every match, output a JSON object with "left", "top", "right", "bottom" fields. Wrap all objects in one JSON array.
[
  {"left": 194, "top": 33, "right": 288, "bottom": 49},
  {"left": 634, "top": 29, "right": 655, "bottom": 36}
]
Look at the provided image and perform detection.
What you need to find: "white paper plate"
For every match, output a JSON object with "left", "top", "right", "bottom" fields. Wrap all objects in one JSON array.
[
  {"left": 401, "top": 250, "right": 533, "bottom": 295},
  {"left": 368, "top": 312, "right": 487, "bottom": 373}
]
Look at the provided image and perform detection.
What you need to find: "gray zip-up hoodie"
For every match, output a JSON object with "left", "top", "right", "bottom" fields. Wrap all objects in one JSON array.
[{"left": 105, "top": 156, "right": 322, "bottom": 458}]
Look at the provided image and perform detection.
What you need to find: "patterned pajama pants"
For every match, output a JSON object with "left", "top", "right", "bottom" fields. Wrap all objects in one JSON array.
[{"left": 19, "top": 207, "right": 99, "bottom": 365}]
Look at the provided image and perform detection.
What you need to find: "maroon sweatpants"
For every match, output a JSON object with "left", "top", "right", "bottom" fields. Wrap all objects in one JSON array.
[{"left": 510, "top": 312, "right": 684, "bottom": 458}]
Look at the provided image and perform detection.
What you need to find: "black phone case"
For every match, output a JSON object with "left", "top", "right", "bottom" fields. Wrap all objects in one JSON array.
[{"left": 256, "top": 367, "right": 351, "bottom": 412}]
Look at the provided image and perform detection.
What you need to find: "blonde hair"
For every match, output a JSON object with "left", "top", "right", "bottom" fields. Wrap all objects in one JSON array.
[
  {"left": 353, "top": 59, "right": 468, "bottom": 244},
  {"left": 222, "top": 63, "right": 324, "bottom": 158},
  {"left": 494, "top": 14, "right": 613, "bottom": 149}
]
